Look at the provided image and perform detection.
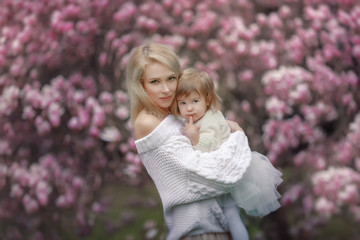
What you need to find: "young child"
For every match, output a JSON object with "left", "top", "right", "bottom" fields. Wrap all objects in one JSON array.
[{"left": 172, "top": 68, "right": 283, "bottom": 240}]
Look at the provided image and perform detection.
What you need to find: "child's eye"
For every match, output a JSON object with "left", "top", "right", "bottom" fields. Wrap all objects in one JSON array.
[
  {"left": 178, "top": 101, "right": 185, "bottom": 105},
  {"left": 193, "top": 100, "right": 199, "bottom": 103}
]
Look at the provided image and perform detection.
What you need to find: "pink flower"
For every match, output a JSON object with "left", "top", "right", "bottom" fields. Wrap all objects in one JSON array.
[
  {"left": 115, "top": 90, "right": 128, "bottom": 103},
  {"left": 78, "top": 107, "right": 90, "bottom": 127},
  {"left": 10, "top": 184, "right": 23, "bottom": 198},
  {"left": 35, "top": 181, "right": 51, "bottom": 206},
  {"left": 89, "top": 126, "right": 99, "bottom": 137},
  {"left": 281, "top": 184, "right": 303, "bottom": 206},
  {"left": 99, "top": 91, "right": 113, "bottom": 104},
  {"left": 337, "top": 184, "right": 358, "bottom": 205},
  {"left": 314, "top": 197, "right": 337, "bottom": 217},
  {"left": 187, "top": 38, "right": 200, "bottom": 50},
  {"left": 68, "top": 117, "right": 81, "bottom": 130},
  {"left": 34, "top": 116, "right": 51, "bottom": 135},
  {"left": 99, "top": 126, "right": 121, "bottom": 142},
  {"left": 92, "top": 106, "right": 105, "bottom": 127},
  {"left": 113, "top": 2, "right": 136, "bottom": 22},
  {"left": 0, "top": 140, "right": 11, "bottom": 156},
  {"left": 99, "top": 52, "right": 107, "bottom": 67},
  {"left": 256, "top": 13, "right": 267, "bottom": 25},
  {"left": 115, "top": 106, "right": 129, "bottom": 120},
  {"left": 23, "top": 194, "right": 39, "bottom": 214},
  {"left": 72, "top": 177, "right": 83, "bottom": 189},
  {"left": 22, "top": 106, "right": 36, "bottom": 120},
  {"left": 268, "top": 13, "right": 283, "bottom": 29},
  {"left": 238, "top": 70, "right": 253, "bottom": 83},
  {"left": 56, "top": 195, "right": 67, "bottom": 208},
  {"left": 241, "top": 101, "right": 251, "bottom": 113},
  {"left": 265, "top": 96, "right": 291, "bottom": 119},
  {"left": 47, "top": 102, "right": 64, "bottom": 127}
]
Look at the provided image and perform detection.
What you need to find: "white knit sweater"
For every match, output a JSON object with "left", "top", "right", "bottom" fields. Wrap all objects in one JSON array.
[{"left": 135, "top": 115, "right": 252, "bottom": 240}]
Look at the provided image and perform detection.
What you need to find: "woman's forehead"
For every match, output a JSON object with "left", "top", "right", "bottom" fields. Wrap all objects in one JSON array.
[{"left": 144, "top": 62, "right": 175, "bottom": 79}]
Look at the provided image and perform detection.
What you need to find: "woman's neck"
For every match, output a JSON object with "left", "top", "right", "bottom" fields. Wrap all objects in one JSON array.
[{"left": 146, "top": 108, "right": 169, "bottom": 120}]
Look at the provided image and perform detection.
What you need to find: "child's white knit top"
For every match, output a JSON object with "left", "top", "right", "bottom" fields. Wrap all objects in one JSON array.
[
  {"left": 135, "top": 114, "right": 252, "bottom": 240},
  {"left": 194, "top": 110, "right": 231, "bottom": 152}
]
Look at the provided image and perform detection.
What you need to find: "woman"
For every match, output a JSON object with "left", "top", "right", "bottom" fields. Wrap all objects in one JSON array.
[{"left": 126, "top": 42, "right": 252, "bottom": 240}]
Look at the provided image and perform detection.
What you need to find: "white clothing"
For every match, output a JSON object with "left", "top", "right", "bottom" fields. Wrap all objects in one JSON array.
[
  {"left": 193, "top": 110, "right": 283, "bottom": 217},
  {"left": 135, "top": 114, "right": 252, "bottom": 240},
  {"left": 194, "top": 110, "right": 230, "bottom": 152}
]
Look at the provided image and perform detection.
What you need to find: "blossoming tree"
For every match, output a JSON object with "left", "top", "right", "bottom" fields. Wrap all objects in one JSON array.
[{"left": 0, "top": 0, "right": 359, "bottom": 239}]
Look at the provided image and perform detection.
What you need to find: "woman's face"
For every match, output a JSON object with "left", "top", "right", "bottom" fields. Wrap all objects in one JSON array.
[{"left": 142, "top": 61, "right": 178, "bottom": 111}]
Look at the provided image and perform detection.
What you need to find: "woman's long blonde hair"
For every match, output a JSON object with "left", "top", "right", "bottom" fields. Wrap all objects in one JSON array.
[{"left": 126, "top": 43, "right": 181, "bottom": 122}]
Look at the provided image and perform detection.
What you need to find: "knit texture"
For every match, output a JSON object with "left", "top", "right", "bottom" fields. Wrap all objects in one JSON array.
[
  {"left": 135, "top": 115, "right": 251, "bottom": 239},
  {"left": 194, "top": 110, "right": 231, "bottom": 152}
]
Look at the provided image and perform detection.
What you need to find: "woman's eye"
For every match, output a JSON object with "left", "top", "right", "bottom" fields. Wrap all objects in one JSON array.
[
  {"left": 169, "top": 76, "right": 176, "bottom": 81},
  {"left": 150, "top": 80, "right": 158, "bottom": 84}
]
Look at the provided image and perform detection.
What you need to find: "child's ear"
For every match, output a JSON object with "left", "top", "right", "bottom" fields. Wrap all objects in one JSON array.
[{"left": 206, "top": 95, "right": 211, "bottom": 106}]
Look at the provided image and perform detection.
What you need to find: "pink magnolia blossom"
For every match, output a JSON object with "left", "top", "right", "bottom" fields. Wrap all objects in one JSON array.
[
  {"left": 35, "top": 181, "right": 51, "bottom": 206},
  {"left": 10, "top": 184, "right": 23, "bottom": 199},
  {"left": 23, "top": 194, "right": 39, "bottom": 214},
  {"left": 115, "top": 105, "right": 129, "bottom": 120},
  {"left": 47, "top": 102, "right": 64, "bottom": 127},
  {"left": 314, "top": 197, "right": 337, "bottom": 217},
  {"left": 99, "top": 126, "right": 121, "bottom": 142}
]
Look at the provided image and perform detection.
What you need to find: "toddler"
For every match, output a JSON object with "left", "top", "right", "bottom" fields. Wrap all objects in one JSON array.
[{"left": 172, "top": 68, "right": 283, "bottom": 240}]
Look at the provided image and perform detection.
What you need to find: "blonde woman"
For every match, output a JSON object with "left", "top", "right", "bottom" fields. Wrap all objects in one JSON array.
[{"left": 126, "top": 42, "right": 252, "bottom": 240}]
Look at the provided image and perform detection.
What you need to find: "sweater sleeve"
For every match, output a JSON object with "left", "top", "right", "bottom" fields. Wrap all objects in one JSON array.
[
  {"left": 161, "top": 131, "right": 252, "bottom": 205},
  {"left": 135, "top": 115, "right": 251, "bottom": 207}
]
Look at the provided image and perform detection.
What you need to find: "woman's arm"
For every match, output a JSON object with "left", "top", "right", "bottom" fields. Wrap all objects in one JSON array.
[
  {"left": 167, "top": 131, "right": 252, "bottom": 205},
  {"left": 135, "top": 115, "right": 251, "bottom": 207}
]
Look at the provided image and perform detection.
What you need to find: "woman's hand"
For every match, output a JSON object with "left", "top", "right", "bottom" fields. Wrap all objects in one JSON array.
[{"left": 227, "top": 120, "right": 244, "bottom": 133}]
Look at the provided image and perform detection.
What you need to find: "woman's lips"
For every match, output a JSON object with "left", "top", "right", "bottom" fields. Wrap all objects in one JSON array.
[{"left": 160, "top": 96, "right": 171, "bottom": 100}]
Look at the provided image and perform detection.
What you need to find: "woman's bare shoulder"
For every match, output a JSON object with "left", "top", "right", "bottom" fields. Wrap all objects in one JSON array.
[{"left": 133, "top": 111, "right": 162, "bottom": 139}]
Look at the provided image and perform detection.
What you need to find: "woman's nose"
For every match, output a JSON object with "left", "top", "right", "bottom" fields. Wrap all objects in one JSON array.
[{"left": 161, "top": 83, "right": 170, "bottom": 92}]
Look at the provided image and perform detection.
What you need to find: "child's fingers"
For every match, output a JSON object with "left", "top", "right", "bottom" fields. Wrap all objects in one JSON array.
[{"left": 189, "top": 116, "right": 193, "bottom": 124}]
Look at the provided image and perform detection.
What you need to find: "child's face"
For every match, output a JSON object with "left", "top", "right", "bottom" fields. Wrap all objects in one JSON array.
[{"left": 177, "top": 92, "right": 208, "bottom": 122}]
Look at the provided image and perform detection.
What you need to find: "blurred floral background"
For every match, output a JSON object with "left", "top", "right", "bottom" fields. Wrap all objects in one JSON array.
[{"left": 0, "top": 0, "right": 359, "bottom": 239}]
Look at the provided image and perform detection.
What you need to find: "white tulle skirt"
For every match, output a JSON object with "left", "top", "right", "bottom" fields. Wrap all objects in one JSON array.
[{"left": 230, "top": 151, "right": 283, "bottom": 217}]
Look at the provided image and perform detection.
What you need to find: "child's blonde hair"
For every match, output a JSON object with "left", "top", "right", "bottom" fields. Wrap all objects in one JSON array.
[{"left": 172, "top": 68, "right": 221, "bottom": 116}]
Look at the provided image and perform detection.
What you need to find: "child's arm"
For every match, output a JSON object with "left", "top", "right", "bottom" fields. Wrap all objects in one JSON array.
[{"left": 182, "top": 116, "right": 200, "bottom": 146}]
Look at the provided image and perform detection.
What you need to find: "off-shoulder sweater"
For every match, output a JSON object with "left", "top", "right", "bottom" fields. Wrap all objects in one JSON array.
[{"left": 135, "top": 115, "right": 251, "bottom": 240}]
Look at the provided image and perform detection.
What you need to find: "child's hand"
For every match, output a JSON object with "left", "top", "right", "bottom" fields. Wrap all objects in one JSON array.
[{"left": 182, "top": 116, "right": 200, "bottom": 146}]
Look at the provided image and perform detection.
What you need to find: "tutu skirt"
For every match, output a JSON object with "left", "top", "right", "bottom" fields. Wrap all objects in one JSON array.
[{"left": 230, "top": 151, "right": 283, "bottom": 217}]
